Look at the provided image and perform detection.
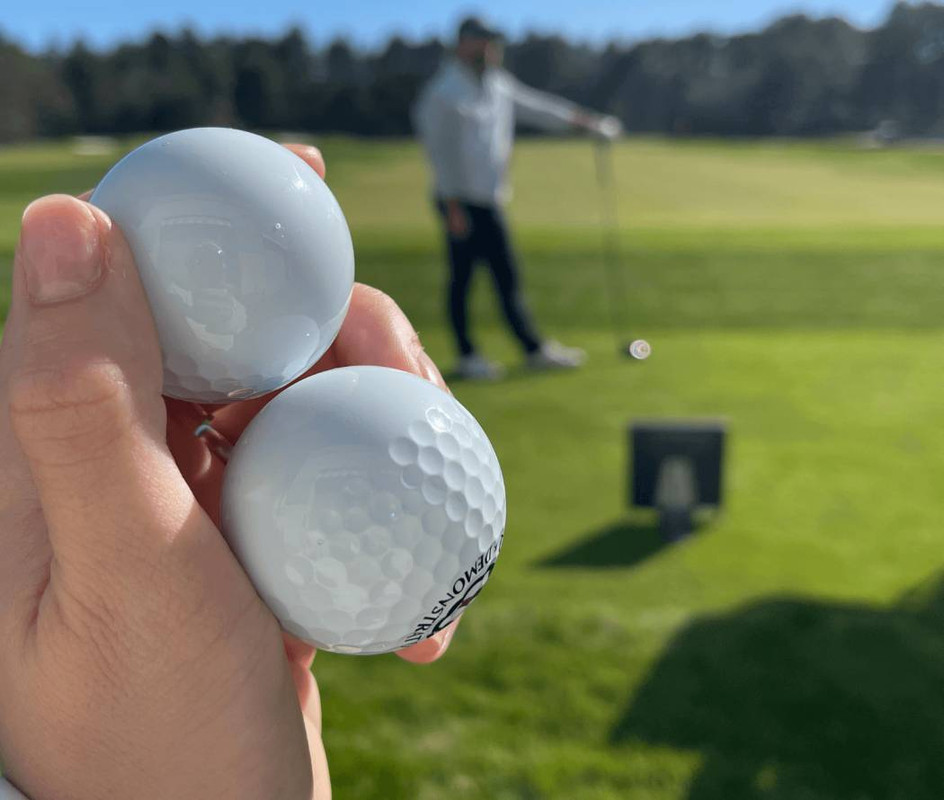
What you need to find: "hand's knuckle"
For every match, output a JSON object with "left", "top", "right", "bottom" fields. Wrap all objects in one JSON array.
[
  {"left": 10, "top": 358, "right": 127, "bottom": 416},
  {"left": 46, "top": 579, "right": 136, "bottom": 695},
  {"left": 358, "top": 284, "right": 402, "bottom": 315},
  {"left": 9, "top": 359, "right": 133, "bottom": 463}
]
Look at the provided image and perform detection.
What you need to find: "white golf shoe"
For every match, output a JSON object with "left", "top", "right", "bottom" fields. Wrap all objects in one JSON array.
[
  {"left": 456, "top": 354, "right": 505, "bottom": 381},
  {"left": 527, "top": 341, "right": 587, "bottom": 371}
]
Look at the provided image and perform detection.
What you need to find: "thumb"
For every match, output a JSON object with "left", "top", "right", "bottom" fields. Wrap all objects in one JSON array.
[{"left": 6, "top": 195, "right": 197, "bottom": 584}]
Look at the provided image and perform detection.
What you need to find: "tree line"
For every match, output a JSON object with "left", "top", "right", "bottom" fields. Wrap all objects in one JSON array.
[{"left": 3, "top": 1, "right": 944, "bottom": 143}]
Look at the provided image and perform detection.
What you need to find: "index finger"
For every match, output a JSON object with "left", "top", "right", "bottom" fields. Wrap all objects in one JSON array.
[{"left": 205, "top": 283, "right": 446, "bottom": 443}]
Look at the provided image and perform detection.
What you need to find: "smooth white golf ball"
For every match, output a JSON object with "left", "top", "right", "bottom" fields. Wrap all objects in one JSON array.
[
  {"left": 629, "top": 339, "right": 652, "bottom": 360},
  {"left": 221, "top": 366, "right": 506, "bottom": 655},
  {"left": 91, "top": 128, "right": 354, "bottom": 402}
]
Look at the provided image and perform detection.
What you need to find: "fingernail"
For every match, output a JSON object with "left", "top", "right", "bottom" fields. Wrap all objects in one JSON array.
[
  {"left": 418, "top": 350, "right": 448, "bottom": 391},
  {"left": 20, "top": 198, "right": 105, "bottom": 305},
  {"left": 302, "top": 146, "right": 325, "bottom": 177},
  {"left": 432, "top": 622, "right": 457, "bottom": 652}
]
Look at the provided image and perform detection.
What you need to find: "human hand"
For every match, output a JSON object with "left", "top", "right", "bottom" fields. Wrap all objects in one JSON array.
[
  {"left": 0, "top": 144, "right": 456, "bottom": 800},
  {"left": 574, "top": 111, "right": 622, "bottom": 141},
  {"left": 445, "top": 199, "right": 470, "bottom": 239},
  {"left": 592, "top": 115, "right": 623, "bottom": 141}
]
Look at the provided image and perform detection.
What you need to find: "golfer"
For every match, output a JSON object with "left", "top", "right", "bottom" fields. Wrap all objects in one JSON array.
[{"left": 415, "top": 17, "right": 621, "bottom": 380}]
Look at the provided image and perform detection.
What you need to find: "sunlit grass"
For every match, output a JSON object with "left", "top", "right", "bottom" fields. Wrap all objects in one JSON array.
[{"left": 3, "top": 136, "right": 944, "bottom": 798}]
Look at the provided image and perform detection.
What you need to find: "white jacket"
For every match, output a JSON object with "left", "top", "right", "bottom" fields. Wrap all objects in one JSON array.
[{"left": 414, "top": 60, "right": 579, "bottom": 206}]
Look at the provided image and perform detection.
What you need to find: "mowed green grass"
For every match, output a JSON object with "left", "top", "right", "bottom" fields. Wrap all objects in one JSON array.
[{"left": 4, "top": 137, "right": 944, "bottom": 798}]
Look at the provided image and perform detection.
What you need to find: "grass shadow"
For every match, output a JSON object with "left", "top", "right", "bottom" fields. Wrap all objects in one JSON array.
[
  {"left": 444, "top": 362, "right": 596, "bottom": 386},
  {"left": 611, "top": 573, "right": 944, "bottom": 799},
  {"left": 537, "top": 520, "right": 672, "bottom": 569}
]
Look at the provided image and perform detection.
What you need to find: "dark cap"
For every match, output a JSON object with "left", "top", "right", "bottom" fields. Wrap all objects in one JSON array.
[{"left": 458, "top": 16, "right": 502, "bottom": 42}]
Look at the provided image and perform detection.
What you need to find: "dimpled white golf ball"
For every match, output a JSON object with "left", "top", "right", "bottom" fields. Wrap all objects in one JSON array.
[
  {"left": 221, "top": 366, "right": 506, "bottom": 655},
  {"left": 90, "top": 128, "right": 354, "bottom": 402}
]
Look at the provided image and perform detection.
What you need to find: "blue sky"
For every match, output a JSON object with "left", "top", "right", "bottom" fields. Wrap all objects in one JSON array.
[{"left": 3, "top": 0, "right": 900, "bottom": 51}]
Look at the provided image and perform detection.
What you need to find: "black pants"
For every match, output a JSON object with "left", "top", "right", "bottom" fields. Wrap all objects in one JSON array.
[{"left": 437, "top": 200, "right": 542, "bottom": 357}]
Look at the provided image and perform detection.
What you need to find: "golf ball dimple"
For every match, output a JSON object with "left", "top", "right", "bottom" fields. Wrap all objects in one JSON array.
[
  {"left": 221, "top": 366, "right": 506, "bottom": 655},
  {"left": 90, "top": 128, "right": 355, "bottom": 402}
]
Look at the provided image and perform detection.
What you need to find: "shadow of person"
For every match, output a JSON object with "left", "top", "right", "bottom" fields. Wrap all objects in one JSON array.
[
  {"left": 444, "top": 362, "right": 585, "bottom": 386},
  {"left": 536, "top": 519, "right": 670, "bottom": 569},
  {"left": 611, "top": 574, "right": 944, "bottom": 799}
]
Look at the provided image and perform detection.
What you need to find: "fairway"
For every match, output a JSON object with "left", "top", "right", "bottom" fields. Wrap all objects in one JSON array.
[{"left": 3, "top": 136, "right": 944, "bottom": 799}]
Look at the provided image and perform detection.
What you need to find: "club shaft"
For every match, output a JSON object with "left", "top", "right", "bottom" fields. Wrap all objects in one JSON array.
[{"left": 594, "top": 141, "right": 632, "bottom": 352}]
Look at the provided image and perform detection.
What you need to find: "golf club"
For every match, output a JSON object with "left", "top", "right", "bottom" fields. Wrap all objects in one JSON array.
[{"left": 593, "top": 138, "right": 650, "bottom": 361}]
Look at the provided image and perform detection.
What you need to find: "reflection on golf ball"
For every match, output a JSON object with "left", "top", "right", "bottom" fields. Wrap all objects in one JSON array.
[
  {"left": 221, "top": 366, "right": 506, "bottom": 655},
  {"left": 630, "top": 339, "right": 652, "bottom": 360},
  {"left": 90, "top": 128, "right": 354, "bottom": 402}
]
